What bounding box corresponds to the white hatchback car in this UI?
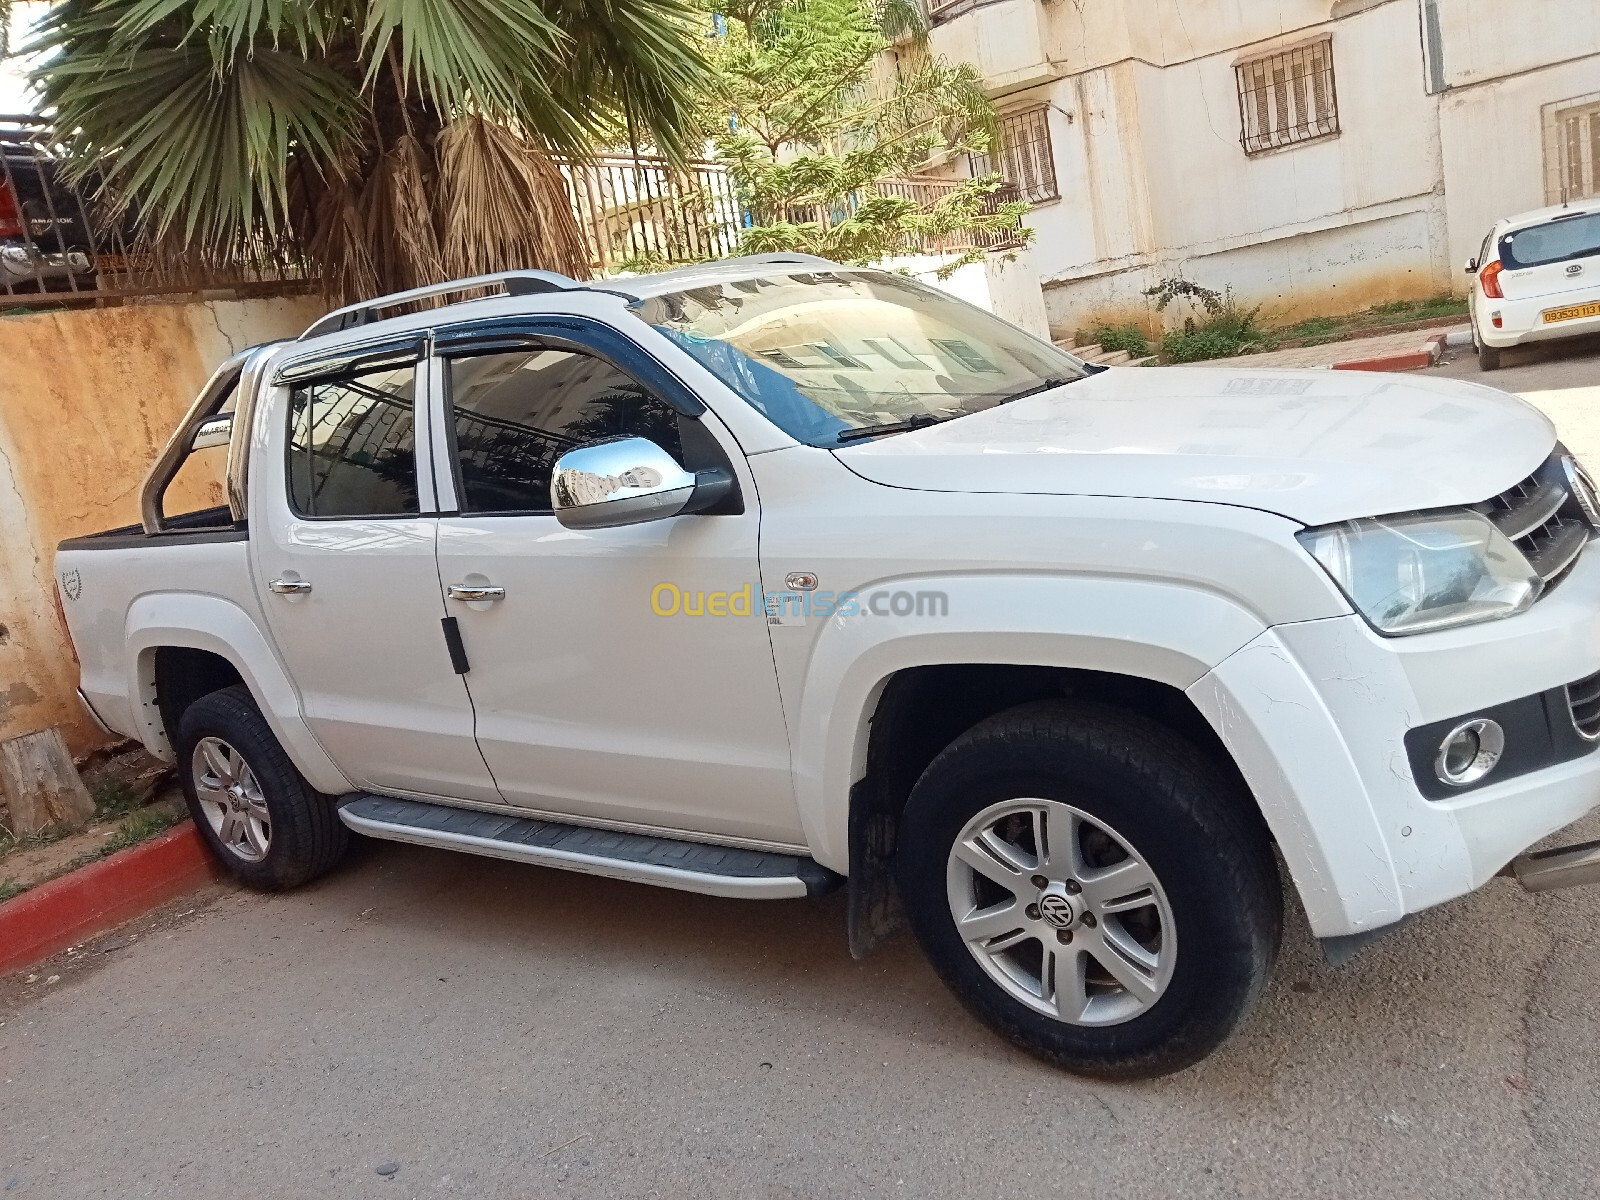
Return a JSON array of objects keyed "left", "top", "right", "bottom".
[{"left": 1467, "top": 198, "right": 1600, "bottom": 370}]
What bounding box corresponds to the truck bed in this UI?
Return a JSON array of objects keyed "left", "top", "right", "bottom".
[
  {"left": 58, "top": 506, "right": 244, "bottom": 552},
  {"left": 56, "top": 521, "right": 260, "bottom": 746}
]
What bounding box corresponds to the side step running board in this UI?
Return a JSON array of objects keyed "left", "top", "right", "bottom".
[
  {"left": 338, "top": 794, "right": 841, "bottom": 900},
  {"left": 1507, "top": 837, "right": 1600, "bottom": 893}
]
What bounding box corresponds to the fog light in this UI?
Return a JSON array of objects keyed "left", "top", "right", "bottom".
[{"left": 1434, "top": 718, "right": 1505, "bottom": 787}]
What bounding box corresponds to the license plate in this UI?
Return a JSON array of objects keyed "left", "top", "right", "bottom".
[{"left": 1542, "top": 301, "right": 1600, "bottom": 324}]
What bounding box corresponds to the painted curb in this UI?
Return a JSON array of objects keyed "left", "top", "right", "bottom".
[
  {"left": 1331, "top": 332, "right": 1448, "bottom": 373},
  {"left": 0, "top": 822, "right": 225, "bottom": 976}
]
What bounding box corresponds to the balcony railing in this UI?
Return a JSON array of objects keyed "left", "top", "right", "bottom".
[{"left": 560, "top": 155, "right": 1025, "bottom": 274}]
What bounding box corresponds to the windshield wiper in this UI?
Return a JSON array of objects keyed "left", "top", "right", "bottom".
[
  {"left": 835, "top": 412, "right": 947, "bottom": 444},
  {"left": 995, "top": 376, "right": 1077, "bottom": 405}
]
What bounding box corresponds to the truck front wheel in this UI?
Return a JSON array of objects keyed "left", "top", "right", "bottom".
[
  {"left": 897, "top": 701, "right": 1281, "bottom": 1080},
  {"left": 176, "top": 684, "right": 349, "bottom": 890}
]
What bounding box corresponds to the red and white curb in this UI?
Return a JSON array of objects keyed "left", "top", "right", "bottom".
[
  {"left": 0, "top": 822, "right": 226, "bottom": 976},
  {"left": 1332, "top": 328, "right": 1462, "bottom": 373}
]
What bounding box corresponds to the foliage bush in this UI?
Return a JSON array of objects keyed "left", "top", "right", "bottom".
[
  {"left": 703, "top": 0, "right": 1030, "bottom": 265},
  {"left": 1143, "top": 277, "right": 1272, "bottom": 363},
  {"left": 1084, "top": 324, "right": 1151, "bottom": 358}
]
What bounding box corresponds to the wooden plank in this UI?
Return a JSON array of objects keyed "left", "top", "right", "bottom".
[{"left": 1, "top": 727, "right": 95, "bottom": 837}]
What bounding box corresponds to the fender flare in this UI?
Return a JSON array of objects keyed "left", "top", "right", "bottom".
[
  {"left": 794, "top": 573, "right": 1268, "bottom": 874},
  {"left": 124, "top": 592, "right": 351, "bottom": 795}
]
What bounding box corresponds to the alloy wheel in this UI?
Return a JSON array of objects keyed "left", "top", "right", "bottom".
[
  {"left": 192, "top": 735, "right": 272, "bottom": 863},
  {"left": 946, "top": 798, "right": 1176, "bottom": 1026}
]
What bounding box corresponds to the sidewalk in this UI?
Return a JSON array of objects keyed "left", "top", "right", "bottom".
[{"left": 1198, "top": 324, "right": 1470, "bottom": 371}]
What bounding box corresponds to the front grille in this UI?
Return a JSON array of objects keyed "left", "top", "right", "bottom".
[
  {"left": 1475, "top": 454, "right": 1598, "bottom": 595},
  {"left": 1568, "top": 668, "right": 1600, "bottom": 740}
]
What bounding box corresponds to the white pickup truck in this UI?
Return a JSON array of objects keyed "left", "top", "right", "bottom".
[{"left": 57, "top": 254, "right": 1600, "bottom": 1079}]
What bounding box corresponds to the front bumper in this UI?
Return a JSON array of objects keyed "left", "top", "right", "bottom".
[
  {"left": 0, "top": 243, "right": 91, "bottom": 285},
  {"left": 1188, "top": 541, "right": 1600, "bottom": 938}
]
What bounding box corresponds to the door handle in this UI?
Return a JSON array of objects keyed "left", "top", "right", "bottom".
[
  {"left": 268, "top": 578, "right": 313, "bottom": 595},
  {"left": 447, "top": 584, "right": 505, "bottom": 602}
]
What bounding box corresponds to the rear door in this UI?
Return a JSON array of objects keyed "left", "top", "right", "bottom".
[{"left": 249, "top": 338, "right": 501, "bottom": 804}]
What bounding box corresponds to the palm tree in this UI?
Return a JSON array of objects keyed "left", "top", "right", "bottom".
[{"left": 25, "top": 0, "right": 712, "bottom": 299}]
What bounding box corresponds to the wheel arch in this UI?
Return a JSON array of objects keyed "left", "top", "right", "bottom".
[
  {"left": 839, "top": 661, "right": 1271, "bottom": 958},
  {"left": 126, "top": 593, "right": 350, "bottom": 794},
  {"left": 794, "top": 576, "right": 1270, "bottom": 878}
]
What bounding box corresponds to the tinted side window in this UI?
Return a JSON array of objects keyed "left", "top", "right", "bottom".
[
  {"left": 447, "top": 348, "right": 685, "bottom": 515},
  {"left": 288, "top": 365, "right": 419, "bottom": 518}
]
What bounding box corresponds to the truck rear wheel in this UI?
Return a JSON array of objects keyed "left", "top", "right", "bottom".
[
  {"left": 897, "top": 701, "right": 1281, "bottom": 1080},
  {"left": 176, "top": 684, "right": 349, "bottom": 890}
]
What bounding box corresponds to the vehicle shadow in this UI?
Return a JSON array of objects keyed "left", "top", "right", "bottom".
[
  {"left": 327, "top": 821, "right": 1599, "bottom": 1112},
  {"left": 1494, "top": 331, "right": 1600, "bottom": 372}
]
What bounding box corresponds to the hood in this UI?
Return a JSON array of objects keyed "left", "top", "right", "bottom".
[{"left": 832, "top": 365, "right": 1556, "bottom": 526}]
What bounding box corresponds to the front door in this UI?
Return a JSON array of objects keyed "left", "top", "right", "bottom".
[
  {"left": 250, "top": 341, "right": 500, "bottom": 804},
  {"left": 429, "top": 323, "right": 802, "bottom": 845}
]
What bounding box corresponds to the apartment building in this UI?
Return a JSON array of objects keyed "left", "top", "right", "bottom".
[{"left": 918, "top": 0, "right": 1600, "bottom": 332}]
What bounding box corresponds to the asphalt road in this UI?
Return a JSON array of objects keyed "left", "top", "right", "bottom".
[
  {"left": 4, "top": 346, "right": 1600, "bottom": 1199},
  {"left": 2, "top": 813, "right": 1599, "bottom": 1200},
  {"left": 1433, "top": 331, "right": 1600, "bottom": 462}
]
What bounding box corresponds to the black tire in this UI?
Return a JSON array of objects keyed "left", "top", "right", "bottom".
[
  {"left": 176, "top": 684, "right": 349, "bottom": 890},
  {"left": 1478, "top": 340, "right": 1502, "bottom": 371},
  {"left": 897, "top": 701, "right": 1281, "bottom": 1080}
]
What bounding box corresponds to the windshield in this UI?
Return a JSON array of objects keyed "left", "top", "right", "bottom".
[
  {"left": 1500, "top": 212, "right": 1600, "bottom": 270},
  {"left": 632, "top": 270, "right": 1088, "bottom": 446}
]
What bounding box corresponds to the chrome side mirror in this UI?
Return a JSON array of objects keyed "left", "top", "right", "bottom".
[
  {"left": 190, "top": 413, "right": 233, "bottom": 450},
  {"left": 551, "top": 437, "right": 698, "bottom": 530}
]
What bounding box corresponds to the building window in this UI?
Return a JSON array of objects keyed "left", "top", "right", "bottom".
[
  {"left": 1544, "top": 94, "right": 1600, "bottom": 205},
  {"left": 1234, "top": 37, "right": 1339, "bottom": 155},
  {"left": 968, "top": 107, "right": 1059, "bottom": 204}
]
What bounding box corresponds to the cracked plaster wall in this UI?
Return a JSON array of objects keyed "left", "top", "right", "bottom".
[{"left": 0, "top": 295, "right": 325, "bottom": 753}]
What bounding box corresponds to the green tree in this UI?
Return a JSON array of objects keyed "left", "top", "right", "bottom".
[
  {"left": 26, "top": 0, "right": 713, "bottom": 299},
  {"left": 701, "top": 0, "right": 1029, "bottom": 267}
]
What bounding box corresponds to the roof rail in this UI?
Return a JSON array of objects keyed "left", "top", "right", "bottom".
[
  {"left": 300, "top": 269, "right": 584, "bottom": 341},
  {"left": 712, "top": 253, "right": 838, "bottom": 270}
]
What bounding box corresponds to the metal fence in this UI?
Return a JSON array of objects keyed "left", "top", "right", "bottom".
[
  {"left": 0, "top": 114, "right": 310, "bottom": 310},
  {"left": 968, "top": 109, "right": 1059, "bottom": 205},
  {"left": 0, "top": 113, "right": 1022, "bottom": 308},
  {"left": 559, "top": 155, "right": 1025, "bottom": 274},
  {"left": 560, "top": 154, "right": 746, "bottom": 274}
]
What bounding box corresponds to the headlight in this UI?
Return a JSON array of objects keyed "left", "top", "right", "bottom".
[{"left": 1297, "top": 510, "right": 1540, "bottom": 635}]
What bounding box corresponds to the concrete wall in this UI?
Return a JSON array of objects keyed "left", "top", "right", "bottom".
[
  {"left": 0, "top": 296, "right": 324, "bottom": 754},
  {"left": 1439, "top": 56, "right": 1600, "bottom": 277},
  {"left": 1434, "top": 0, "right": 1600, "bottom": 276},
  {"left": 926, "top": 0, "right": 1600, "bottom": 336},
  {"left": 1431, "top": 0, "right": 1600, "bottom": 89},
  {"left": 930, "top": 0, "right": 1459, "bottom": 336},
  {"left": 880, "top": 247, "right": 1052, "bottom": 338}
]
